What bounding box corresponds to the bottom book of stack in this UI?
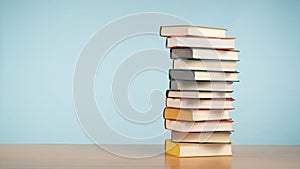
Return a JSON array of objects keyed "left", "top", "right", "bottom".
[{"left": 165, "top": 139, "right": 232, "bottom": 157}]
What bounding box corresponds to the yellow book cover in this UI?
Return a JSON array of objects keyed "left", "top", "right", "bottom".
[{"left": 165, "top": 140, "right": 232, "bottom": 157}]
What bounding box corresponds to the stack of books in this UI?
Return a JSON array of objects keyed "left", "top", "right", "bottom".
[{"left": 160, "top": 25, "right": 239, "bottom": 157}]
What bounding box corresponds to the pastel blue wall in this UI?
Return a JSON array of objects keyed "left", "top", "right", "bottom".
[{"left": 1, "top": 0, "right": 299, "bottom": 144}]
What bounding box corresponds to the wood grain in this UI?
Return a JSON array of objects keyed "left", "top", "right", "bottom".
[{"left": 0, "top": 144, "right": 299, "bottom": 169}]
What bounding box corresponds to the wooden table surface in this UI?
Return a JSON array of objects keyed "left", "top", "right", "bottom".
[{"left": 0, "top": 144, "right": 299, "bottom": 169}]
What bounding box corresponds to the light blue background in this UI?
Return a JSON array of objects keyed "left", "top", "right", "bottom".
[{"left": 1, "top": 0, "right": 300, "bottom": 144}]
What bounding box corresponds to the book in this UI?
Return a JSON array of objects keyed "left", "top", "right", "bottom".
[
  {"left": 165, "top": 153, "right": 232, "bottom": 169},
  {"left": 165, "top": 119, "right": 234, "bottom": 132},
  {"left": 173, "top": 59, "right": 237, "bottom": 71},
  {"left": 166, "top": 98, "right": 234, "bottom": 109},
  {"left": 169, "top": 69, "right": 239, "bottom": 81},
  {"left": 163, "top": 108, "right": 231, "bottom": 121},
  {"left": 160, "top": 25, "right": 226, "bottom": 38},
  {"left": 170, "top": 80, "right": 233, "bottom": 91},
  {"left": 171, "top": 48, "right": 239, "bottom": 60},
  {"left": 167, "top": 90, "right": 231, "bottom": 99},
  {"left": 165, "top": 139, "right": 232, "bottom": 157},
  {"left": 172, "top": 131, "right": 231, "bottom": 143},
  {"left": 167, "top": 37, "right": 235, "bottom": 49}
]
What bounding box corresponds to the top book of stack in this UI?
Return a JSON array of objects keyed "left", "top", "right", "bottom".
[
  {"left": 160, "top": 25, "right": 227, "bottom": 38},
  {"left": 160, "top": 25, "right": 236, "bottom": 50}
]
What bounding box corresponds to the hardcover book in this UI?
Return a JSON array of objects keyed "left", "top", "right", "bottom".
[
  {"left": 160, "top": 25, "right": 227, "bottom": 38},
  {"left": 165, "top": 139, "right": 232, "bottom": 157}
]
